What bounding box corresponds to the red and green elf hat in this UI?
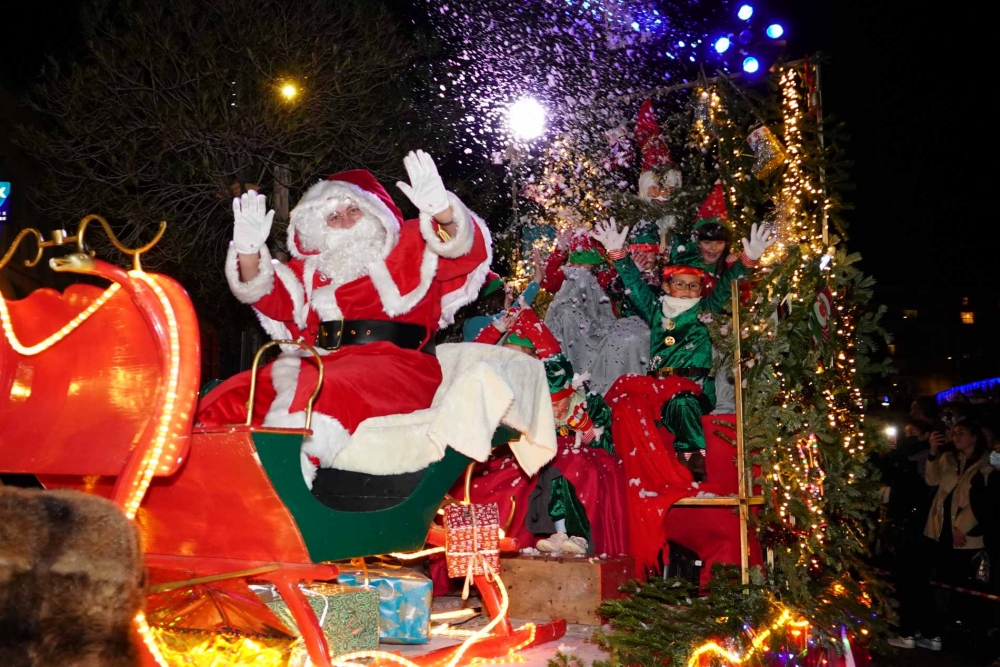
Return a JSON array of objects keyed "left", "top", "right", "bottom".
[
  {"left": 482, "top": 271, "right": 504, "bottom": 297},
  {"left": 693, "top": 181, "right": 728, "bottom": 230},
  {"left": 628, "top": 218, "right": 661, "bottom": 253},
  {"left": 544, "top": 353, "right": 576, "bottom": 401},
  {"left": 566, "top": 229, "right": 605, "bottom": 266}
]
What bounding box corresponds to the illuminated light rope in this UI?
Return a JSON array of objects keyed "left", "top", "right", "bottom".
[
  {"left": 0, "top": 283, "right": 122, "bottom": 355},
  {"left": 389, "top": 546, "right": 446, "bottom": 560},
  {"left": 686, "top": 609, "right": 808, "bottom": 667},
  {"left": 123, "top": 271, "right": 181, "bottom": 520},
  {"left": 330, "top": 572, "right": 535, "bottom": 667},
  {"left": 135, "top": 611, "right": 171, "bottom": 667}
]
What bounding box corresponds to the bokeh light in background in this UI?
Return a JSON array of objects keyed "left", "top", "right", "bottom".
[{"left": 507, "top": 98, "right": 547, "bottom": 141}]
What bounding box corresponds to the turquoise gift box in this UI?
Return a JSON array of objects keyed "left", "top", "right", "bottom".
[{"left": 338, "top": 567, "right": 433, "bottom": 644}]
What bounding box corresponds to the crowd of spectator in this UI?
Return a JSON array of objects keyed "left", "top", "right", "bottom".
[{"left": 878, "top": 395, "right": 1000, "bottom": 661}]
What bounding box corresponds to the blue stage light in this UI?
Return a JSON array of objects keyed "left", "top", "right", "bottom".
[
  {"left": 766, "top": 23, "right": 784, "bottom": 39},
  {"left": 714, "top": 37, "right": 731, "bottom": 53},
  {"left": 738, "top": 4, "right": 754, "bottom": 20},
  {"left": 631, "top": 21, "right": 640, "bottom": 31},
  {"left": 742, "top": 56, "right": 759, "bottom": 73}
]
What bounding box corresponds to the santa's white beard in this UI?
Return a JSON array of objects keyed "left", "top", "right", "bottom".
[{"left": 313, "top": 214, "right": 387, "bottom": 286}]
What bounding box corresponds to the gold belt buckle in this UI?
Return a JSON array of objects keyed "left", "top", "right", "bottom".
[
  {"left": 658, "top": 366, "right": 674, "bottom": 378},
  {"left": 319, "top": 320, "right": 345, "bottom": 351}
]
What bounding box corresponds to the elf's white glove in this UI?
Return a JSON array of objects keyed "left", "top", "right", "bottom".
[
  {"left": 590, "top": 220, "right": 630, "bottom": 252},
  {"left": 396, "top": 150, "right": 450, "bottom": 217},
  {"left": 740, "top": 222, "right": 777, "bottom": 262},
  {"left": 232, "top": 190, "right": 274, "bottom": 255}
]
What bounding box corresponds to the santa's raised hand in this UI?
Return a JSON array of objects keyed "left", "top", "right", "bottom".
[
  {"left": 232, "top": 190, "right": 274, "bottom": 256},
  {"left": 396, "top": 150, "right": 450, "bottom": 218},
  {"left": 740, "top": 222, "right": 777, "bottom": 262},
  {"left": 590, "top": 219, "right": 629, "bottom": 252}
]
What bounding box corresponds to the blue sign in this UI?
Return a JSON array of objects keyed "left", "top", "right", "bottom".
[{"left": 0, "top": 182, "right": 9, "bottom": 225}]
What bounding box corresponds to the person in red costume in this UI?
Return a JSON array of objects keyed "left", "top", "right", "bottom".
[
  {"left": 197, "top": 150, "right": 491, "bottom": 485},
  {"left": 468, "top": 307, "right": 628, "bottom": 557}
]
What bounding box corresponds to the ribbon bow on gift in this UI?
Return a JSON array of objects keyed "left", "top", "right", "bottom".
[{"left": 443, "top": 503, "right": 501, "bottom": 599}]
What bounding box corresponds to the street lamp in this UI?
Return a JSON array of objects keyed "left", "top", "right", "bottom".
[
  {"left": 279, "top": 82, "right": 299, "bottom": 102},
  {"left": 506, "top": 97, "right": 547, "bottom": 275}
]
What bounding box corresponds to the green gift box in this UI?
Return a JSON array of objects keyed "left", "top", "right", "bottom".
[{"left": 253, "top": 582, "right": 379, "bottom": 661}]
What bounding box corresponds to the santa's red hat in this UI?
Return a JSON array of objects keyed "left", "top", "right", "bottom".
[
  {"left": 287, "top": 169, "right": 402, "bottom": 260},
  {"left": 634, "top": 99, "right": 674, "bottom": 173}
]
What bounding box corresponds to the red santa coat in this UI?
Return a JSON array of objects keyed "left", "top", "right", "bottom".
[{"left": 198, "top": 170, "right": 491, "bottom": 482}]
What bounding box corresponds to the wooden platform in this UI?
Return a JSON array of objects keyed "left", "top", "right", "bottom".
[{"left": 499, "top": 554, "right": 634, "bottom": 625}]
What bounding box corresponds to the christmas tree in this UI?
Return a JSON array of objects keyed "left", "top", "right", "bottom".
[{"left": 529, "top": 62, "right": 890, "bottom": 665}]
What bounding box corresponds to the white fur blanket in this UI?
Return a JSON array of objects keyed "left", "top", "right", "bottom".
[{"left": 330, "top": 343, "right": 557, "bottom": 476}]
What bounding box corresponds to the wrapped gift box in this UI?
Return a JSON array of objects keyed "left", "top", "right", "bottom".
[
  {"left": 146, "top": 579, "right": 297, "bottom": 667},
  {"left": 337, "top": 567, "right": 433, "bottom": 644},
  {"left": 253, "top": 582, "right": 379, "bottom": 660},
  {"left": 443, "top": 502, "right": 500, "bottom": 579}
]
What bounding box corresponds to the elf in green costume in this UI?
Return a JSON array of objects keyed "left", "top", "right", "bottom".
[
  {"left": 668, "top": 182, "right": 750, "bottom": 290},
  {"left": 474, "top": 307, "right": 620, "bottom": 554},
  {"left": 590, "top": 216, "right": 774, "bottom": 479}
]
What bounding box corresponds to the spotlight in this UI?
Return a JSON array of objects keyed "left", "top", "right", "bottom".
[
  {"left": 714, "top": 36, "right": 731, "bottom": 53},
  {"left": 742, "top": 57, "right": 759, "bottom": 73},
  {"left": 884, "top": 426, "right": 897, "bottom": 438},
  {"left": 508, "top": 98, "right": 547, "bottom": 140},
  {"left": 630, "top": 21, "right": 640, "bottom": 31},
  {"left": 766, "top": 23, "right": 785, "bottom": 39},
  {"left": 737, "top": 4, "right": 754, "bottom": 20}
]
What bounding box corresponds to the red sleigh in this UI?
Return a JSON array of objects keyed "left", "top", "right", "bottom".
[{"left": 0, "top": 218, "right": 565, "bottom": 666}]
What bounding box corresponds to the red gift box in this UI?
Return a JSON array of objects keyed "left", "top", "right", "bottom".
[{"left": 443, "top": 503, "right": 500, "bottom": 579}]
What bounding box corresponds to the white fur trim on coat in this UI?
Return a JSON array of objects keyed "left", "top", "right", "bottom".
[
  {"left": 273, "top": 260, "right": 309, "bottom": 330},
  {"left": 261, "top": 355, "right": 347, "bottom": 488},
  {"left": 419, "top": 191, "right": 475, "bottom": 259},
  {"left": 367, "top": 247, "right": 439, "bottom": 318},
  {"left": 288, "top": 179, "right": 400, "bottom": 260},
  {"left": 226, "top": 245, "right": 276, "bottom": 304},
  {"left": 437, "top": 212, "right": 494, "bottom": 328}
]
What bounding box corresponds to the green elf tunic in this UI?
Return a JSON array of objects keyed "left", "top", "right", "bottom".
[{"left": 612, "top": 254, "right": 753, "bottom": 451}]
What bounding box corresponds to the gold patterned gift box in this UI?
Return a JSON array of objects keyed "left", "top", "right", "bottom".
[
  {"left": 145, "top": 579, "right": 298, "bottom": 667},
  {"left": 252, "top": 582, "right": 379, "bottom": 661}
]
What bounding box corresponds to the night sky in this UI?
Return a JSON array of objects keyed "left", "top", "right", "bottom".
[{"left": 1, "top": 0, "right": 987, "bottom": 311}]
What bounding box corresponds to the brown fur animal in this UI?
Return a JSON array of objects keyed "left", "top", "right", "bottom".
[{"left": 0, "top": 487, "right": 145, "bottom": 667}]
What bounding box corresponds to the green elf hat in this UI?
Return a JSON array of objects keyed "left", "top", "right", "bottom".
[
  {"left": 628, "top": 218, "right": 661, "bottom": 253},
  {"left": 503, "top": 332, "right": 535, "bottom": 349},
  {"left": 566, "top": 230, "right": 605, "bottom": 266},
  {"left": 482, "top": 271, "right": 504, "bottom": 297},
  {"left": 544, "top": 353, "right": 576, "bottom": 401}
]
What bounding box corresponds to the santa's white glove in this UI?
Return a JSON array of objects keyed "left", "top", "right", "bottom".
[
  {"left": 396, "top": 150, "right": 450, "bottom": 217},
  {"left": 232, "top": 190, "right": 274, "bottom": 255},
  {"left": 590, "top": 220, "right": 629, "bottom": 252},
  {"left": 740, "top": 223, "right": 777, "bottom": 262}
]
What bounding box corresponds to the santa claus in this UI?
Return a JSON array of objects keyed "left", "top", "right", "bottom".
[{"left": 198, "top": 150, "right": 492, "bottom": 484}]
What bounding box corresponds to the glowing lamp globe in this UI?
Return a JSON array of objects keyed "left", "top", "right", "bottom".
[
  {"left": 714, "top": 37, "right": 731, "bottom": 53},
  {"left": 766, "top": 23, "right": 785, "bottom": 39},
  {"left": 508, "top": 98, "right": 547, "bottom": 141},
  {"left": 280, "top": 83, "right": 298, "bottom": 101},
  {"left": 742, "top": 57, "right": 760, "bottom": 73},
  {"left": 737, "top": 4, "right": 754, "bottom": 20}
]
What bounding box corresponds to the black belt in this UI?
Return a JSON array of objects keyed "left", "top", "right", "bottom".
[
  {"left": 649, "top": 366, "right": 711, "bottom": 378},
  {"left": 317, "top": 319, "right": 435, "bottom": 356}
]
